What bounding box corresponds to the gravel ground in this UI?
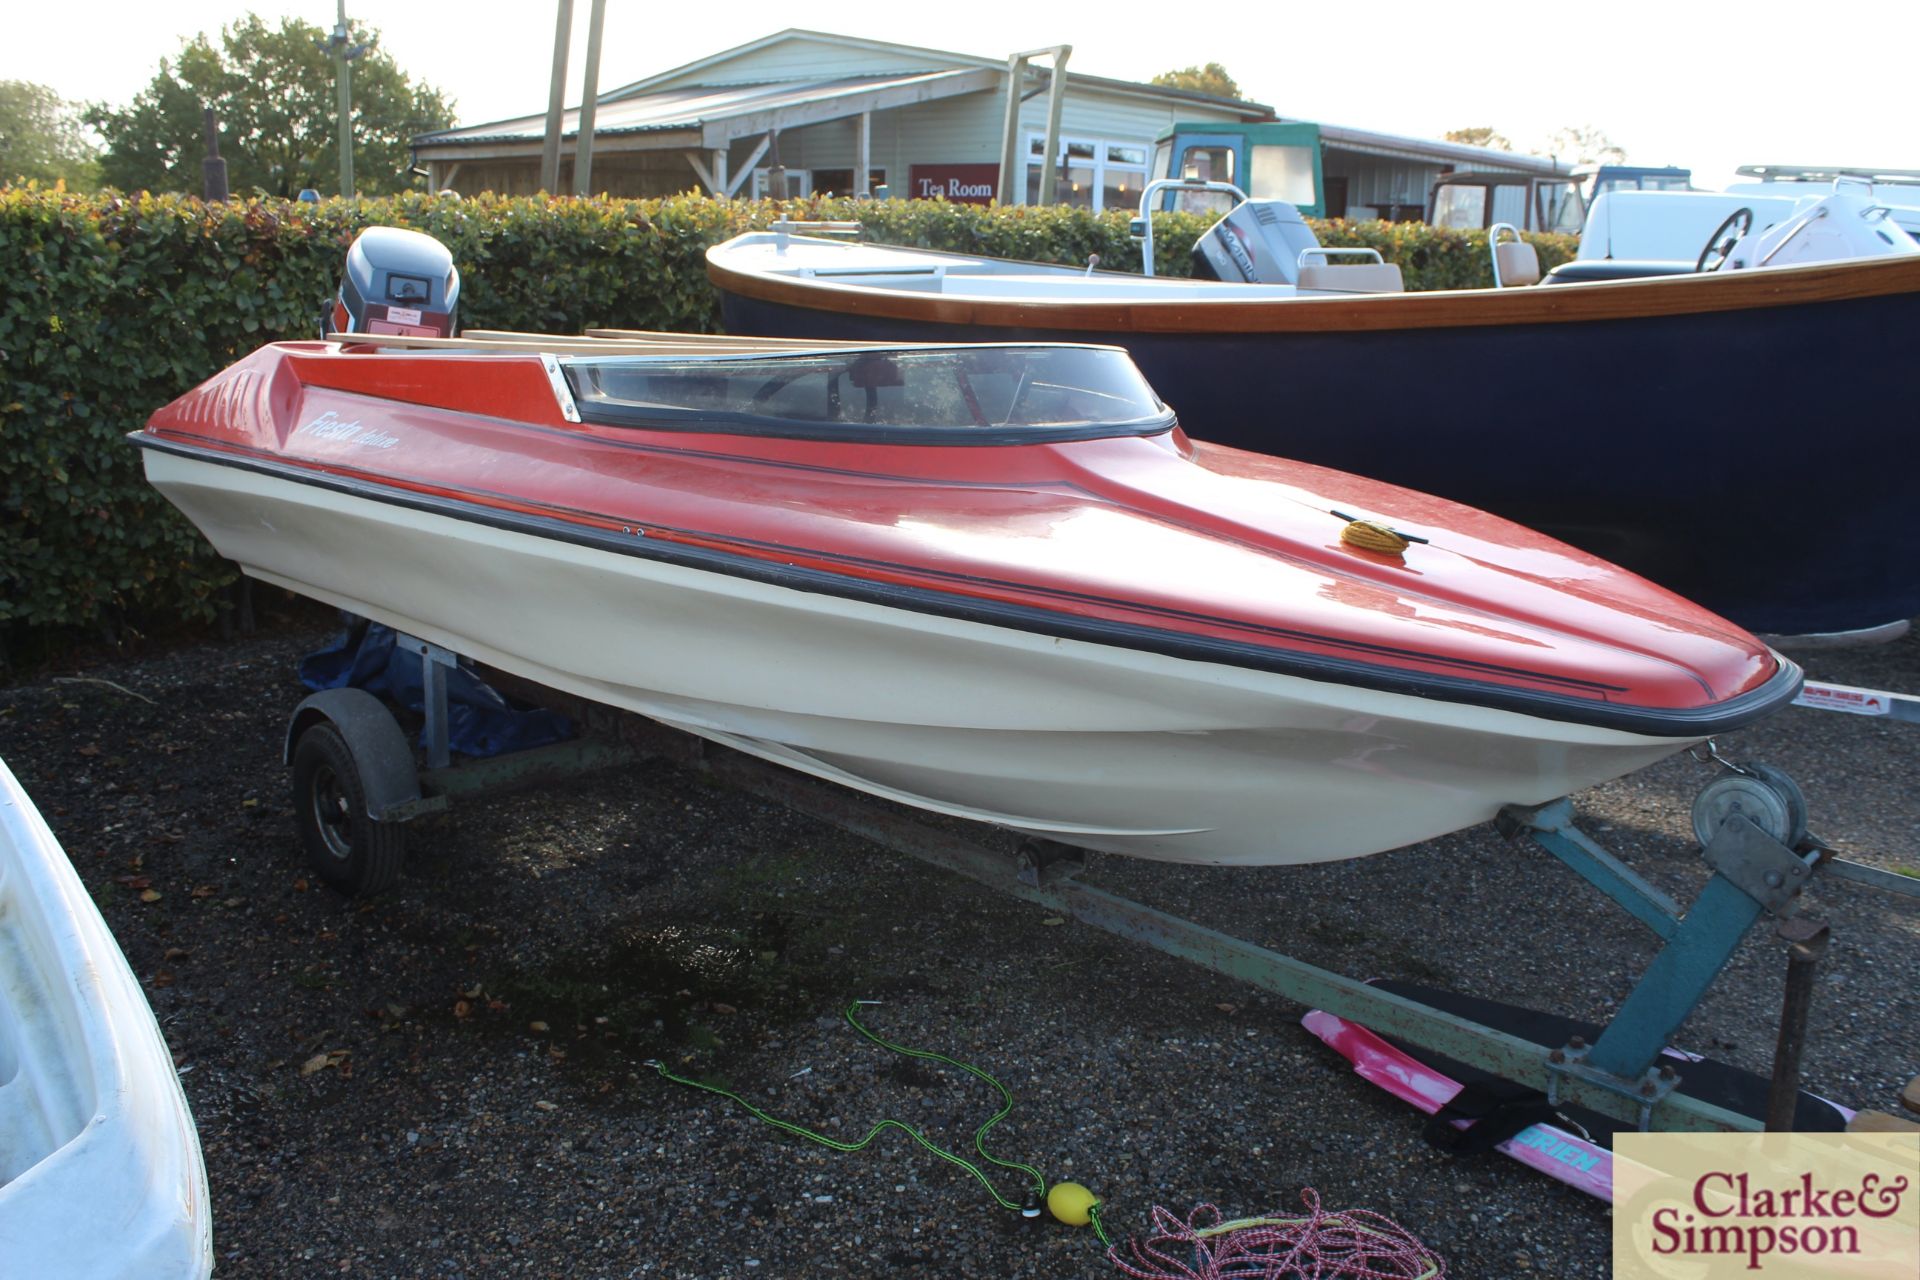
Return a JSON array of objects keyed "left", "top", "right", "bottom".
[{"left": 1, "top": 607, "right": 1915, "bottom": 1279}]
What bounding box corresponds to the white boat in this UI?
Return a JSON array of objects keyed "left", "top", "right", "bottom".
[
  {"left": 0, "top": 756, "right": 213, "bottom": 1279},
  {"left": 1727, "top": 164, "right": 1920, "bottom": 240},
  {"left": 1559, "top": 181, "right": 1920, "bottom": 280}
]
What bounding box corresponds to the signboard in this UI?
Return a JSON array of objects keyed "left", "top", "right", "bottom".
[
  {"left": 1794, "top": 683, "right": 1892, "bottom": 716},
  {"left": 908, "top": 164, "right": 999, "bottom": 205},
  {"left": 1793, "top": 680, "right": 1915, "bottom": 723}
]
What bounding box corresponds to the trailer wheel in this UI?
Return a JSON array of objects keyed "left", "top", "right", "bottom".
[{"left": 292, "top": 721, "right": 405, "bottom": 895}]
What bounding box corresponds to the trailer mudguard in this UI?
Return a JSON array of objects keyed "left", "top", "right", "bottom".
[{"left": 283, "top": 687, "right": 422, "bottom": 822}]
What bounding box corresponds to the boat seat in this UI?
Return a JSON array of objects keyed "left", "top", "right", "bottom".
[
  {"left": 1295, "top": 246, "right": 1405, "bottom": 294},
  {"left": 1296, "top": 262, "right": 1405, "bottom": 293},
  {"left": 1542, "top": 259, "right": 1700, "bottom": 285},
  {"left": 1489, "top": 223, "right": 1541, "bottom": 288},
  {"left": 1495, "top": 241, "right": 1541, "bottom": 287}
]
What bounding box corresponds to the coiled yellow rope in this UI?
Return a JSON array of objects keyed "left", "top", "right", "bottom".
[{"left": 1339, "top": 519, "right": 1411, "bottom": 556}]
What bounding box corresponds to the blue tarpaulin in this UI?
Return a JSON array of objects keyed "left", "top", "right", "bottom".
[{"left": 300, "top": 623, "right": 574, "bottom": 758}]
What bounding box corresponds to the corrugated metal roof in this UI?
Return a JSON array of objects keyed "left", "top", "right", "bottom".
[
  {"left": 417, "top": 71, "right": 976, "bottom": 146},
  {"left": 598, "top": 28, "right": 1000, "bottom": 101},
  {"left": 1066, "top": 69, "right": 1271, "bottom": 118},
  {"left": 594, "top": 29, "right": 1271, "bottom": 116},
  {"left": 1315, "top": 123, "right": 1566, "bottom": 175}
]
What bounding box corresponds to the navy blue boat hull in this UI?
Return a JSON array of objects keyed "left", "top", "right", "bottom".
[{"left": 717, "top": 287, "right": 1917, "bottom": 635}]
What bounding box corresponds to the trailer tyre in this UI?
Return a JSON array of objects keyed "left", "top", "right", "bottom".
[{"left": 292, "top": 722, "right": 405, "bottom": 896}]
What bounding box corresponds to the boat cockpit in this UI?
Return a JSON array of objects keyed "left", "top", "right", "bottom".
[{"left": 563, "top": 344, "right": 1176, "bottom": 442}]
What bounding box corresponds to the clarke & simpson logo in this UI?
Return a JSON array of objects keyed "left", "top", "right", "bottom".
[
  {"left": 1614, "top": 1133, "right": 1918, "bottom": 1278},
  {"left": 1649, "top": 1169, "right": 1907, "bottom": 1269}
]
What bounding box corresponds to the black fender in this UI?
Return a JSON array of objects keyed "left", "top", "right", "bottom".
[{"left": 284, "top": 687, "right": 422, "bottom": 822}]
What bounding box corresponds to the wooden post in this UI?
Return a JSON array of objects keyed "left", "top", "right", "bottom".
[
  {"left": 200, "top": 107, "right": 228, "bottom": 201},
  {"left": 730, "top": 136, "right": 772, "bottom": 198},
  {"left": 572, "top": 0, "right": 607, "bottom": 196},
  {"left": 997, "top": 47, "right": 1071, "bottom": 207},
  {"left": 684, "top": 152, "right": 718, "bottom": 194},
  {"left": 1037, "top": 47, "right": 1070, "bottom": 206},
  {"left": 996, "top": 55, "right": 1024, "bottom": 205},
  {"left": 764, "top": 129, "right": 784, "bottom": 201},
  {"left": 713, "top": 148, "right": 729, "bottom": 200},
  {"left": 856, "top": 111, "right": 871, "bottom": 198},
  {"left": 539, "top": 0, "right": 573, "bottom": 193}
]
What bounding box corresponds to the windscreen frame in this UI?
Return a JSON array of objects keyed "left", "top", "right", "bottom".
[{"left": 560, "top": 344, "right": 1178, "bottom": 446}]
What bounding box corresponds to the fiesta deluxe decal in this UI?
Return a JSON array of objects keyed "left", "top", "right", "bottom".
[{"left": 294, "top": 410, "right": 400, "bottom": 451}]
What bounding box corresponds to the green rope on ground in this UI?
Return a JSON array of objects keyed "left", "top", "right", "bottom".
[
  {"left": 1089, "top": 1199, "right": 1114, "bottom": 1249},
  {"left": 646, "top": 999, "right": 1047, "bottom": 1215}
]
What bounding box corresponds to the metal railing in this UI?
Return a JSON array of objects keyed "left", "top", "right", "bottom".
[
  {"left": 768, "top": 217, "right": 865, "bottom": 251},
  {"left": 1129, "top": 178, "right": 1248, "bottom": 277}
]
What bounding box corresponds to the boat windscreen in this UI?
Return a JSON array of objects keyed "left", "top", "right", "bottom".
[{"left": 562, "top": 347, "right": 1173, "bottom": 443}]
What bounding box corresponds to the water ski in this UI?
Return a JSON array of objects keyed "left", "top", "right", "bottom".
[{"left": 1302, "top": 980, "right": 1849, "bottom": 1200}]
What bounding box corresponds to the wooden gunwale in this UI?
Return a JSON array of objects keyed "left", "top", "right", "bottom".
[
  {"left": 706, "top": 245, "right": 1920, "bottom": 335},
  {"left": 324, "top": 332, "right": 913, "bottom": 357},
  {"left": 583, "top": 328, "right": 890, "bottom": 348}
]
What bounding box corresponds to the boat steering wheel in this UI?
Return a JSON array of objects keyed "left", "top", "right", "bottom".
[{"left": 1695, "top": 207, "right": 1754, "bottom": 273}]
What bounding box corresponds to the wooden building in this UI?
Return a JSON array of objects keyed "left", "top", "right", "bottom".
[
  {"left": 413, "top": 29, "right": 1557, "bottom": 218},
  {"left": 414, "top": 30, "right": 1262, "bottom": 206}
]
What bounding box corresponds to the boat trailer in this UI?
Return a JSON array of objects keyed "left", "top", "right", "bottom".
[
  {"left": 283, "top": 632, "right": 1920, "bottom": 1141},
  {"left": 1793, "top": 678, "right": 1920, "bottom": 726}
]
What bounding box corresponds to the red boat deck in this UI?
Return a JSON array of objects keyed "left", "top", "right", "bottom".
[{"left": 140, "top": 337, "right": 1792, "bottom": 733}]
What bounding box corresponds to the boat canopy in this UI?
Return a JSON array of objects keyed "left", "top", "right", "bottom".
[{"left": 562, "top": 345, "right": 1174, "bottom": 443}]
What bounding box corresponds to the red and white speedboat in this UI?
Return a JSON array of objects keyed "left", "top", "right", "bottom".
[{"left": 137, "top": 328, "right": 1797, "bottom": 866}]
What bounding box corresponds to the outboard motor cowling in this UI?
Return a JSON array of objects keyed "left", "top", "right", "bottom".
[
  {"left": 1190, "top": 200, "right": 1322, "bottom": 286},
  {"left": 329, "top": 226, "right": 460, "bottom": 338}
]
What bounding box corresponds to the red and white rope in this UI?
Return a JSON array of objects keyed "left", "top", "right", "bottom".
[{"left": 1107, "top": 1190, "right": 1446, "bottom": 1279}]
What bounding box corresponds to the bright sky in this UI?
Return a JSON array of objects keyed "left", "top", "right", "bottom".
[{"left": 6, "top": 1, "right": 1915, "bottom": 190}]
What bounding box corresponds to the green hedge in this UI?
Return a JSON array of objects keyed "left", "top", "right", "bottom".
[{"left": 0, "top": 185, "right": 1575, "bottom": 653}]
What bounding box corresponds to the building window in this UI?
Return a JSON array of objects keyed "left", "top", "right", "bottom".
[
  {"left": 1024, "top": 134, "right": 1151, "bottom": 212},
  {"left": 810, "top": 168, "right": 887, "bottom": 198}
]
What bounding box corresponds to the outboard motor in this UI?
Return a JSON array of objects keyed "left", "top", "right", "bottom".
[
  {"left": 328, "top": 226, "right": 460, "bottom": 338},
  {"left": 1190, "top": 200, "right": 1322, "bottom": 286}
]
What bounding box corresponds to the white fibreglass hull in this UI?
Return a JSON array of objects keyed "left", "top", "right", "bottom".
[
  {"left": 144, "top": 451, "right": 1699, "bottom": 866},
  {"left": 0, "top": 757, "right": 213, "bottom": 1279}
]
